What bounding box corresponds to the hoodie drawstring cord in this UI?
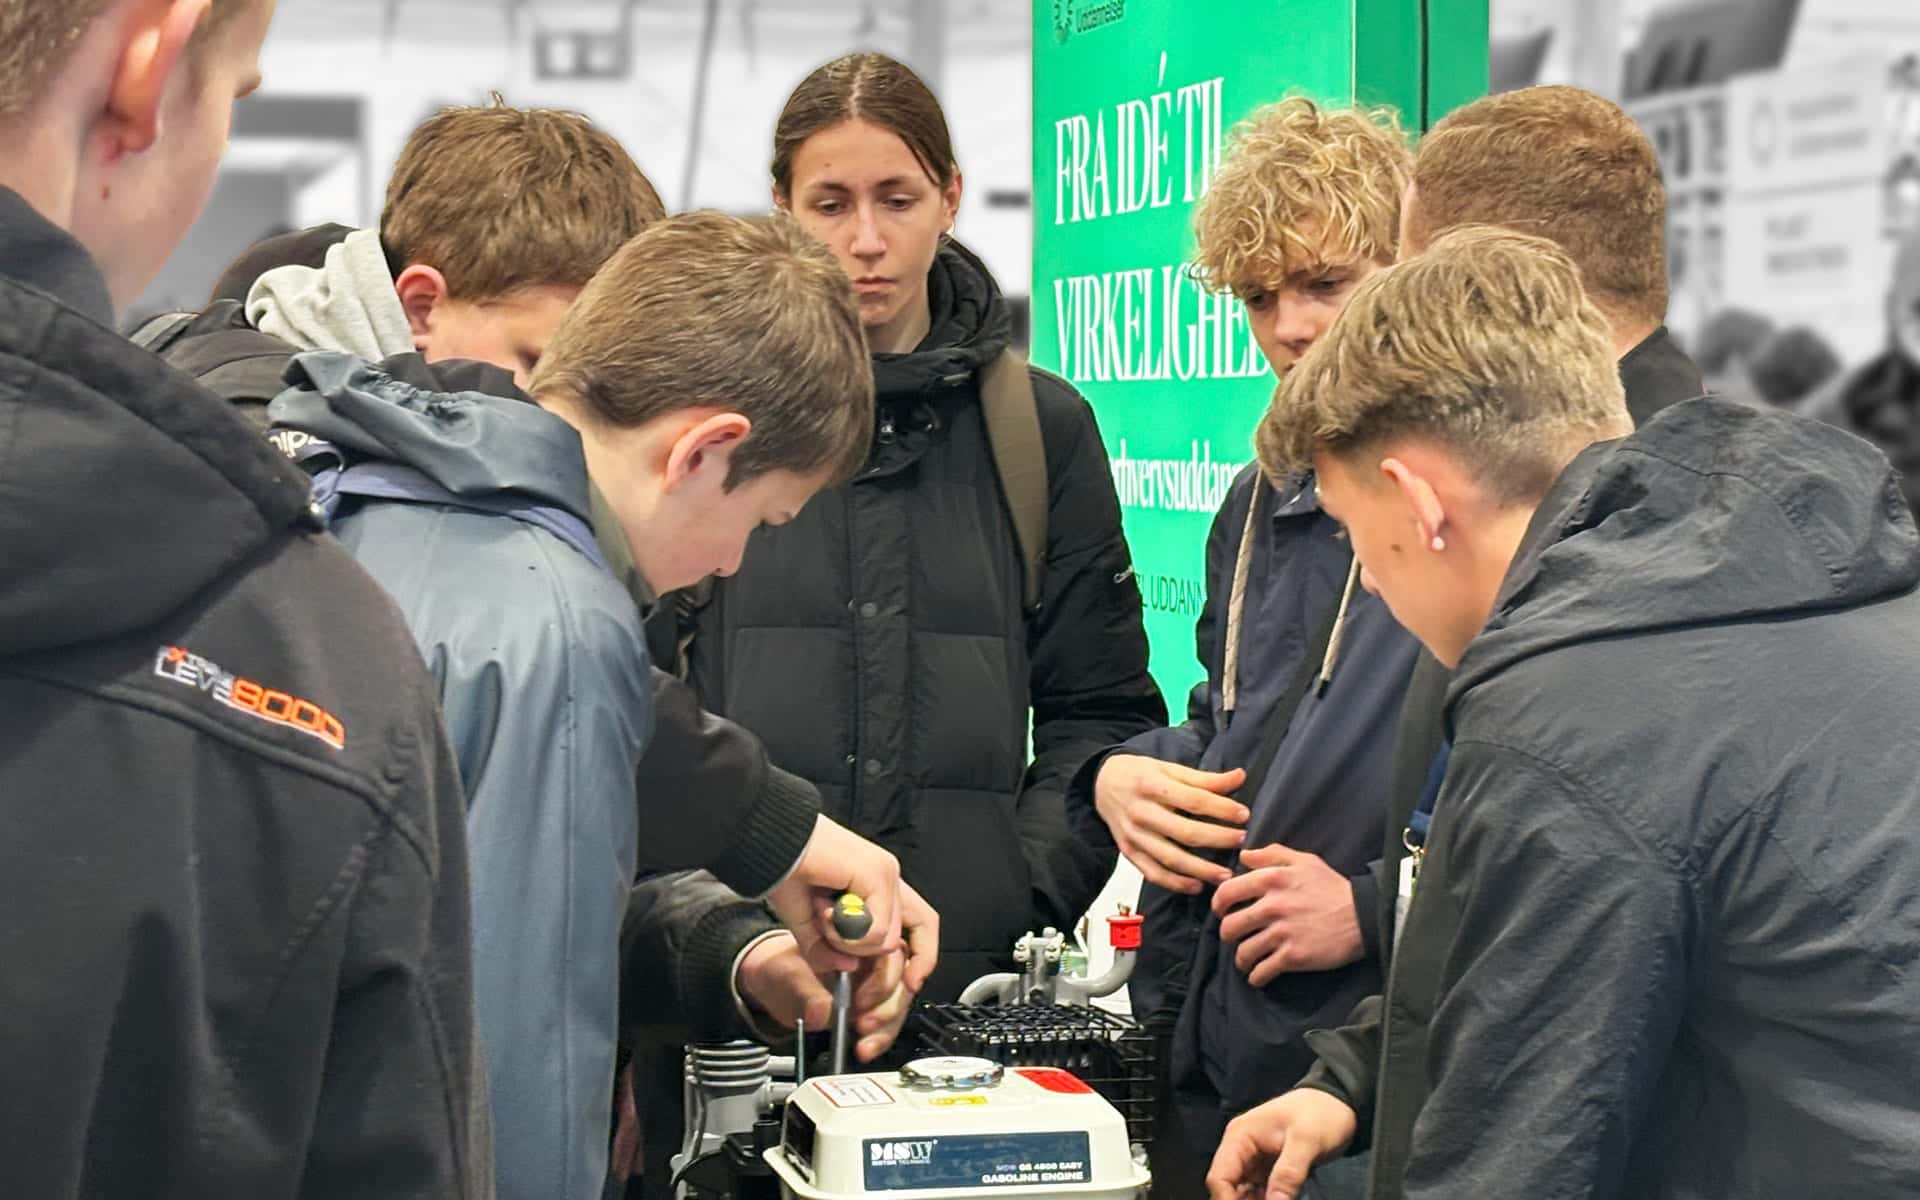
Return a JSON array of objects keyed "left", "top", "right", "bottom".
[
  {"left": 1316, "top": 553, "right": 1362, "bottom": 694},
  {"left": 1221, "top": 484, "right": 1263, "bottom": 719}
]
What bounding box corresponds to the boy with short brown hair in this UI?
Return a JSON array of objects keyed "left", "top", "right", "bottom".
[
  {"left": 268, "top": 208, "right": 907, "bottom": 1200},
  {"left": 382, "top": 99, "right": 666, "bottom": 302},
  {"left": 234, "top": 96, "right": 665, "bottom": 388},
  {"left": 529, "top": 211, "right": 871, "bottom": 488},
  {"left": 1400, "top": 85, "right": 1693, "bottom": 423}
]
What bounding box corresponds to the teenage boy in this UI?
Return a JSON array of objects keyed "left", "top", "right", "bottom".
[
  {"left": 1372, "top": 88, "right": 1710, "bottom": 1073},
  {"left": 1067, "top": 97, "right": 1420, "bottom": 1197},
  {"left": 1209, "top": 224, "right": 1920, "bottom": 1200},
  {"left": 0, "top": 1, "right": 487, "bottom": 1196},
  {"left": 268, "top": 211, "right": 905, "bottom": 1200}
]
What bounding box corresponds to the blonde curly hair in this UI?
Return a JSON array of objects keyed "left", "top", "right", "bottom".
[{"left": 1192, "top": 97, "right": 1411, "bottom": 294}]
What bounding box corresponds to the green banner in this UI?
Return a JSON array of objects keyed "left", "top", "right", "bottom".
[{"left": 1032, "top": 0, "right": 1486, "bottom": 705}]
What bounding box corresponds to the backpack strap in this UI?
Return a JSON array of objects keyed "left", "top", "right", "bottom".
[
  {"left": 127, "top": 311, "right": 201, "bottom": 354},
  {"left": 979, "top": 349, "right": 1049, "bottom": 614},
  {"left": 310, "top": 460, "right": 609, "bottom": 574},
  {"left": 135, "top": 299, "right": 297, "bottom": 421}
]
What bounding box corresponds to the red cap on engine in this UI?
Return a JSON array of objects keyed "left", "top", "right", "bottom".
[
  {"left": 1015, "top": 1067, "right": 1094, "bottom": 1094},
  {"left": 1108, "top": 912, "right": 1144, "bottom": 950}
]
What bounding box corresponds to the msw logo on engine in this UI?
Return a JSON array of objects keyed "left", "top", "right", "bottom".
[{"left": 870, "top": 1141, "right": 934, "bottom": 1167}]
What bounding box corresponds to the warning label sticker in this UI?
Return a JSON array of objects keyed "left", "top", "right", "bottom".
[{"left": 815, "top": 1078, "right": 896, "bottom": 1108}]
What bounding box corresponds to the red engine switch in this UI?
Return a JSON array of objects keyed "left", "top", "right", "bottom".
[
  {"left": 1108, "top": 912, "right": 1144, "bottom": 950},
  {"left": 1015, "top": 1067, "right": 1094, "bottom": 1094}
]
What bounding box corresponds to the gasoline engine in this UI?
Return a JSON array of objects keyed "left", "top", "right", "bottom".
[{"left": 667, "top": 897, "right": 1156, "bottom": 1200}]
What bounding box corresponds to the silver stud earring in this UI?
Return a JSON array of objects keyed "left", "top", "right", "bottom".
[{"left": 1430, "top": 535, "right": 1446, "bottom": 552}]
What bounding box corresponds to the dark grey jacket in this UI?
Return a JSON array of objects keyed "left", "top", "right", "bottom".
[
  {"left": 0, "top": 189, "right": 489, "bottom": 1198},
  {"left": 1377, "top": 326, "right": 1706, "bottom": 965},
  {"left": 1302, "top": 399, "right": 1920, "bottom": 1199}
]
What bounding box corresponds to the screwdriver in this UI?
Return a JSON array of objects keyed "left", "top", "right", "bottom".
[{"left": 830, "top": 891, "right": 873, "bottom": 1076}]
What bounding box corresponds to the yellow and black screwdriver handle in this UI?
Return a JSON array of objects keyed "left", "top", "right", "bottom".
[{"left": 828, "top": 892, "right": 872, "bottom": 1075}]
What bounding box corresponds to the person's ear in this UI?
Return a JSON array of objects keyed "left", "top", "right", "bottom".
[
  {"left": 772, "top": 186, "right": 793, "bottom": 216},
  {"left": 101, "top": 0, "right": 212, "bottom": 158},
  {"left": 1380, "top": 456, "right": 1448, "bottom": 553},
  {"left": 664, "top": 413, "right": 754, "bottom": 493},
  {"left": 394, "top": 264, "right": 452, "bottom": 344},
  {"left": 941, "top": 170, "right": 964, "bottom": 234},
  {"left": 1396, "top": 183, "right": 1425, "bottom": 264}
]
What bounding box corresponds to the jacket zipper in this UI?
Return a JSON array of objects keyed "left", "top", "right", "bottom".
[
  {"left": 845, "top": 483, "right": 864, "bottom": 819},
  {"left": 848, "top": 408, "right": 894, "bottom": 820},
  {"left": 1371, "top": 837, "right": 1422, "bottom": 1195}
]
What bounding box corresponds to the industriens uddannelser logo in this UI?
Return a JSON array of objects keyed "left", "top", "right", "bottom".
[{"left": 1052, "top": 0, "right": 1127, "bottom": 43}]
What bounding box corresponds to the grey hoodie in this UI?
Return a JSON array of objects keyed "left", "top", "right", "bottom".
[
  {"left": 270, "top": 352, "right": 647, "bottom": 1200},
  {"left": 247, "top": 229, "right": 415, "bottom": 362}
]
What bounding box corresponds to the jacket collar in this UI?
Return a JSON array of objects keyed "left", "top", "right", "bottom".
[
  {"left": 1268, "top": 468, "right": 1322, "bottom": 519},
  {"left": 1618, "top": 325, "right": 1705, "bottom": 425},
  {"left": 0, "top": 186, "right": 116, "bottom": 326}
]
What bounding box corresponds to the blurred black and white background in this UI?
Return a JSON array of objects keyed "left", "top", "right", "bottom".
[
  {"left": 1496, "top": 0, "right": 1920, "bottom": 426},
  {"left": 148, "top": 0, "right": 1920, "bottom": 470}
]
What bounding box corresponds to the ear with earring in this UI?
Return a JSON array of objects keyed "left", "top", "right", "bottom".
[{"left": 1430, "top": 534, "right": 1446, "bottom": 552}]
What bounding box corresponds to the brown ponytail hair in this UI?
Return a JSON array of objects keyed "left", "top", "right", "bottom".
[{"left": 772, "top": 53, "right": 957, "bottom": 196}]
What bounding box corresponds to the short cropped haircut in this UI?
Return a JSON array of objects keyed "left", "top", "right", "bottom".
[
  {"left": 1409, "top": 86, "right": 1670, "bottom": 328},
  {"left": 1257, "top": 225, "right": 1629, "bottom": 507},
  {"left": 529, "top": 212, "right": 874, "bottom": 489},
  {"left": 380, "top": 97, "right": 666, "bottom": 303},
  {"left": 0, "top": 0, "right": 250, "bottom": 119},
  {"left": 1193, "top": 97, "right": 1411, "bottom": 293}
]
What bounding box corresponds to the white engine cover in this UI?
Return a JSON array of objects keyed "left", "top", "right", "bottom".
[{"left": 766, "top": 1059, "right": 1149, "bottom": 1200}]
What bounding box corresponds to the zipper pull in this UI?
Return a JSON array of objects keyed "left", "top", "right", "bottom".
[
  {"left": 877, "top": 410, "right": 897, "bottom": 444},
  {"left": 1401, "top": 827, "right": 1425, "bottom": 882}
]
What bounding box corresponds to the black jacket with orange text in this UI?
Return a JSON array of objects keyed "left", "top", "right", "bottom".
[{"left": 0, "top": 188, "right": 490, "bottom": 1199}]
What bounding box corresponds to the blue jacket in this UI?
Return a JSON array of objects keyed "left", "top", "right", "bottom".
[
  {"left": 1072, "top": 463, "right": 1417, "bottom": 1111},
  {"left": 270, "top": 353, "right": 647, "bottom": 1200}
]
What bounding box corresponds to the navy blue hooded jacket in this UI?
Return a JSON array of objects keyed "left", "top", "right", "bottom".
[{"left": 1070, "top": 462, "right": 1418, "bottom": 1111}]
